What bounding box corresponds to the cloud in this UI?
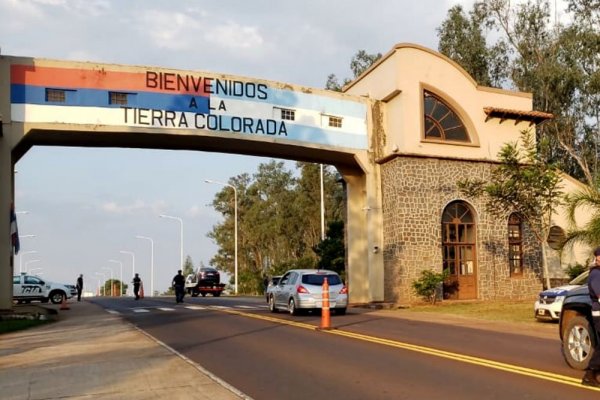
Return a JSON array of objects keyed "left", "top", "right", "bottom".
[
  {"left": 204, "top": 22, "right": 264, "bottom": 50},
  {"left": 100, "top": 199, "right": 167, "bottom": 215}
]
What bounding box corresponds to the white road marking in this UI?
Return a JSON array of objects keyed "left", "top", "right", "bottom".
[
  {"left": 184, "top": 305, "right": 207, "bottom": 310},
  {"left": 106, "top": 309, "right": 120, "bottom": 315},
  {"left": 157, "top": 307, "right": 176, "bottom": 312},
  {"left": 132, "top": 308, "right": 150, "bottom": 313}
]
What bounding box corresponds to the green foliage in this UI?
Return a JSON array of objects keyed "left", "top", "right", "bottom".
[
  {"left": 313, "top": 221, "right": 346, "bottom": 280},
  {"left": 100, "top": 279, "right": 127, "bottom": 296},
  {"left": 0, "top": 318, "right": 51, "bottom": 334},
  {"left": 207, "top": 161, "right": 345, "bottom": 294},
  {"left": 563, "top": 185, "right": 600, "bottom": 250},
  {"left": 326, "top": 50, "right": 382, "bottom": 91},
  {"left": 412, "top": 269, "right": 449, "bottom": 305},
  {"left": 437, "top": 4, "right": 509, "bottom": 87},
  {"left": 183, "top": 255, "right": 195, "bottom": 276},
  {"left": 458, "top": 129, "right": 563, "bottom": 245},
  {"left": 437, "top": 0, "right": 600, "bottom": 185},
  {"left": 564, "top": 263, "right": 587, "bottom": 280}
]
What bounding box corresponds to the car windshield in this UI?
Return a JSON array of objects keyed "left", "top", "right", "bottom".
[
  {"left": 302, "top": 273, "right": 341, "bottom": 286},
  {"left": 570, "top": 270, "right": 589, "bottom": 285}
]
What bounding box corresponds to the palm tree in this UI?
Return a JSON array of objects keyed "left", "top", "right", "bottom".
[{"left": 563, "top": 186, "right": 600, "bottom": 250}]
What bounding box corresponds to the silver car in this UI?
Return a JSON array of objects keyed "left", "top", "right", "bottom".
[{"left": 267, "top": 269, "right": 347, "bottom": 315}]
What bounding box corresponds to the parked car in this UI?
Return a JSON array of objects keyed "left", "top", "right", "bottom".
[
  {"left": 267, "top": 269, "right": 347, "bottom": 315},
  {"left": 13, "top": 273, "right": 73, "bottom": 304},
  {"left": 265, "top": 275, "right": 281, "bottom": 301},
  {"left": 535, "top": 270, "right": 589, "bottom": 321},
  {"left": 559, "top": 282, "right": 595, "bottom": 370}
]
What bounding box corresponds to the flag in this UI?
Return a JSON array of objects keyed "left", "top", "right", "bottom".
[{"left": 10, "top": 202, "right": 19, "bottom": 255}]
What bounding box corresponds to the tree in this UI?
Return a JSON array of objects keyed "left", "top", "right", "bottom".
[
  {"left": 437, "top": 0, "right": 600, "bottom": 185},
  {"left": 563, "top": 185, "right": 600, "bottom": 250},
  {"left": 437, "top": 4, "right": 509, "bottom": 87},
  {"left": 183, "top": 255, "right": 195, "bottom": 276},
  {"left": 313, "top": 221, "right": 346, "bottom": 279},
  {"left": 207, "top": 161, "right": 345, "bottom": 294},
  {"left": 458, "top": 129, "right": 563, "bottom": 288},
  {"left": 326, "top": 50, "right": 382, "bottom": 91}
]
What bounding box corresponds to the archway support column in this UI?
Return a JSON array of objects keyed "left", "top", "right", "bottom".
[{"left": 342, "top": 156, "right": 384, "bottom": 304}]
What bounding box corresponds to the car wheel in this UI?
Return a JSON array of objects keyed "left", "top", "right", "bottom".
[
  {"left": 213, "top": 292, "right": 221, "bottom": 297},
  {"left": 50, "top": 291, "right": 65, "bottom": 304},
  {"left": 289, "top": 298, "right": 299, "bottom": 316},
  {"left": 336, "top": 308, "right": 347, "bottom": 315},
  {"left": 562, "top": 315, "right": 594, "bottom": 370},
  {"left": 269, "top": 295, "right": 278, "bottom": 313}
]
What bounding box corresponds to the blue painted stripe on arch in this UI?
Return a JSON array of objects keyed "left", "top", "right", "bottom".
[
  {"left": 10, "top": 84, "right": 210, "bottom": 114},
  {"left": 214, "top": 86, "right": 367, "bottom": 119},
  {"left": 197, "top": 114, "right": 367, "bottom": 150}
]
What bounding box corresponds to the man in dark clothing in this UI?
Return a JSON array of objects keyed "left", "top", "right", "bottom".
[
  {"left": 132, "top": 273, "right": 142, "bottom": 300},
  {"left": 582, "top": 247, "right": 600, "bottom": 387},
  {"left": 76, "top": 274, "right": 83, "bottom": 301},
  {"left": 172, "top": 270, "right": 185, "bottom": 304}
]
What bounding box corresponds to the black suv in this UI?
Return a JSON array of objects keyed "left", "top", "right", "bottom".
[
  {"left": 197, "top": 267, "right": 220, "bottom": 286},
  {"left": 559, "top": 285, "right": 596, "bottom": 370}
]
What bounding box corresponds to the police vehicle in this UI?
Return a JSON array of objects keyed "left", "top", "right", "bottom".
[{"left": 13, "top": 273, "right": 73, "bottom": 304}]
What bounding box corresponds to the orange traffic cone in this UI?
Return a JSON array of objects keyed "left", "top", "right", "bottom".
[
  {"left": 140, "top": 282, "right": 145, "bottom": 299},
  {"left": 320, "top": 277, "right": 331, "bottom": 330},
  {"left": 60, "top": 296, "right": 70, "bottom": 310}
]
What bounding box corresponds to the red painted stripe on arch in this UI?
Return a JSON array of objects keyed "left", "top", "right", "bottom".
[{"left": 10, "top": 64, "right": 209, "bottom": 96}]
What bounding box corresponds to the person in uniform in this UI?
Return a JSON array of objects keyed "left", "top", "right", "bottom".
[
  {"left": 582, "top": 246, "right": 600, "bottom": 387},
  {"left": 172, "top": 270, "right": 185, "bottom": 304},
  {"left": 132, "top": 273, "right": 142, "bottom": 300},
  {"left": 76, "top": 274, "right": 83, "bottom": 302}
]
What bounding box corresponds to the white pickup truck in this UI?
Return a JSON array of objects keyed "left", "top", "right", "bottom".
[{"left": 13, "top": 273, "right": 74, "bottom": 304}]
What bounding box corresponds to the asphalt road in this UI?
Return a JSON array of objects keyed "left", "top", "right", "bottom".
[{"left": 90, "top": 295, "right": 597, "bottom": 399}]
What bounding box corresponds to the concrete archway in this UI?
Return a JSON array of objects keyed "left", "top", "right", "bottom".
[{"left": 0, "top": 56, "right": 385, "bottom": 309}]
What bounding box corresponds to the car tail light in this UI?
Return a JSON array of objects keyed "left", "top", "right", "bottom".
[
  {"left": 339, "top": 286, "right": 348, "bottom": 294},
  {"left": 297, "top": 285, "right": 309, "bottom": 294}
]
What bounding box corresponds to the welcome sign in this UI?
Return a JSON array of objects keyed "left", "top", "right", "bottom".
[{"left": 10, "top": 64, "right": 368, "bottom": 150}]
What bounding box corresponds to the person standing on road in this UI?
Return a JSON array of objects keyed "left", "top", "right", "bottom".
[
  {"left": 132, "top": 273, "right": 142, "bottom": 300},
  {"left": 582, "top": 246, "right": 600, "bottom": 387},
  {"left": 76, "top": 274, "right": 83, "bottom": 302},
  {"left": 172, "top": 270, "right": 185, "bottom": 304}
]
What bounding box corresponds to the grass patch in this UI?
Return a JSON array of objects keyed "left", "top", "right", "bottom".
[
  {"left": 403, "top": 300, "right": 536, "bottom": 324},
  {"left": 0, "top": 318, "right": 51, "bottom": 334}
]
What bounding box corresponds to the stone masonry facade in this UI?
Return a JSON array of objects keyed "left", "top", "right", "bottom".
[{"left": 380, "top": 155, "right": 543, "bottom": 305}]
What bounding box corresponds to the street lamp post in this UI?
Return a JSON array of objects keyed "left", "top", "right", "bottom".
[
  {"left": 19, "top": 250, "right": 38, "bottom": 274},
  {"left": 95, "top": 272, "right": 106, "bottom": 296},
  {"left": 119, "top": 251, "right": 135, "bottom": 276},
  {"left": 108, "top": 260, "right": 123, "bottom": 296},
  {"left": 24, "top": 259, "right": 40, "bottom": 272},
  {"left": 205, "top": 179, "right": 238, "bottom": 294},
  {"left": 136, "top": 235, "right": 154, "bottom": 297},
  {"left": 101, "top": 267, "right": 114, "bottom": 296},
  {"left": 159, "top": 214, "right": 183, "bottom": 270}
]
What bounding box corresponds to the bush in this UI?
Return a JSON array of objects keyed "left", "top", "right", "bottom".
[
  {"left": 564, "top": 263, "right": 587, "bottom": 281},
  {"left": 412, "top": 269, "right": 449, "bottom": 305}
]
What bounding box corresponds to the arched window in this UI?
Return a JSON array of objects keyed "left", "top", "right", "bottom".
[
  {"left": 547, "top": 225, "right": 566, "bottom": 250},
  {"left": 424, "top": 91, "right": 469, "bottom": 142},
  {"left": 508, "top": 213, "right": 523, "bottom": 276}
]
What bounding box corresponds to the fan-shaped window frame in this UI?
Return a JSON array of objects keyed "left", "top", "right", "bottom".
[{"left": 423, "top": 90, "right": 470, "bottom": 143}]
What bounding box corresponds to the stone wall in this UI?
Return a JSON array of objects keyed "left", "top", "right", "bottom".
[{"left": 380, "top": 155, "right": 544, "bottom": 305}]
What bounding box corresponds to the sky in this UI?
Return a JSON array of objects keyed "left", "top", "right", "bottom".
[{"left": 1, "top": 0, "right": 570, "bottom": 295}]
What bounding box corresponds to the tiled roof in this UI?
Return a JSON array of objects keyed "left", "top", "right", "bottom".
[{"left": 483, "top": 107, "right": 554, "bottom": 126}]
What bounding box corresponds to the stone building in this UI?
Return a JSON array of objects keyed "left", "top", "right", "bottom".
[{"left": 345, "top": 43, "right": 590, "bottom": 304}]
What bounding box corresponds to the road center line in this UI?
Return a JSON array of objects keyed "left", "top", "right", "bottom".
[{"left": 217, "top": 307, "right": 597, "bottom": 391}]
